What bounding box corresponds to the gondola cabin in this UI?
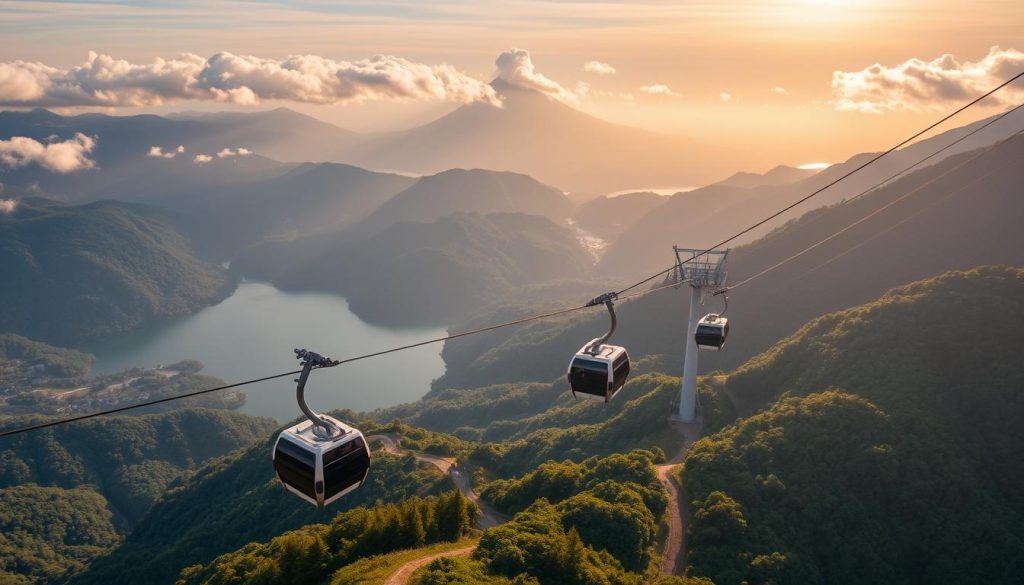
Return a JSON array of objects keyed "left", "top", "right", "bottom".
[
  {"left": 568, "top": 340, "right": 630, "bottom": 403},
  {"left": 272, "top": 414, "right": 370, "bottom": 507},
  {"left": 695, "top": 314, "right": 729, "bottom": 350}
]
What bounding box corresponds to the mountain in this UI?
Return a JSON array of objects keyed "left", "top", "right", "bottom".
[
  {"left": 433, "top": 134, "right": 1024, "bottom": 389},
  {"left": 233, "top": 212, "right": 593, "bottom": 325},
  {"left": 348, "top": 80, "right": 736, "bottom": 194},
  {"left": 0, "top": 197, "right": 235, "bottom": 345},
  {"left": 715, "top": 164, "right": 819, "bottom": 189},
  {"left": 355, "top": 167, "right": 574, "bottom": 236},
  {"left": 684, "top": 266, "right": 1024, "bottom": 584},
  {"left": 572, "top": 191, "right": 668, "bottom": 243},
  {"left": 598, "top": 105, "right": 1024, "bottom": 279},
  {"left": 0, "top": 108, "right": 358, "bottom": 202},
  {"left": 156, "top": 161, "right": 416, "bottom": 259},
  {"left": 165, "top": 107, "right": 361, "bottom": 162}
]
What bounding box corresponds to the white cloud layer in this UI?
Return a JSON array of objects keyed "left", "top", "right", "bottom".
[
  {"left": 216, "top": 147, "right": 252, "bottom": 158},
  {"left": 719, "top": 92, "right": 733, "bottom": 102},
  {"left": 771, "top": 86, "right": 787, "bottom": 95},
  {"left": 147, "top": 145, "right": 185, "bottom": 158},
  {"left": 639, "top": 84, "right": 678, "bottom": 97},
  {"left": 832, "top": 46, "right": 1024, "bottom": 113},
  {"left": 495, "top": 48, "right": 576, "bottom": 102},
  {"left": 0, "top": 51, "right": 500, "bottom": 108},
  {"left": 582, "top": 61, "right": 616, "bottom": 75},
  {"left": 0, "top": 133, "right": 96, "bottom": 173},
  {"left": 0, "top": 199, "right": 16, "bottom": 214},
  {"left": 193, "top": 154, "right": 212, "bottom": 164}
]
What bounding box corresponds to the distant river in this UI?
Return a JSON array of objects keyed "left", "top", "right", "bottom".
[{"left": 84, "top": 281, "right": 447, "bottom": 422}]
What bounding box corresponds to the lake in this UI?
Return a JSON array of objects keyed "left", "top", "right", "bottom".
[{"left": 84, "top": 281, "right": 447, "bottom": 422}]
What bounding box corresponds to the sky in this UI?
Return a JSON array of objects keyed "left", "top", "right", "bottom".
[{"left": 1, "top": 0, "right": 1023, "bottom": 170}]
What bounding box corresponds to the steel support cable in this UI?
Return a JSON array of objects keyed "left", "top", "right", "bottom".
[
  {"left": 614, "top": 70, "right": 1024, "bottom": 297},
  {"left": 722, "top": 120, "right": 1023, "bottom": 293}
]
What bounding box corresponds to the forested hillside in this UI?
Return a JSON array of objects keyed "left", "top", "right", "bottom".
[
  {"left": 74, "top": 433, "right": 450, "bottom": 585},
  {"left": 234, "top": 212, "right": 592, "bottom": 325},
  {"left": 176, "top": 491, "right": 477, "bottom": 585},
  {"left": 0, "top": 485, "right": 120, "bottom": 585},
  {"left": 0, "top": 409, "right": 277, "bottom": 525},
  {"left": 0, "top": 198, "right": 235, "bottom": 345},
  {"left": 682, "top": 266, "right": 1024, "bottom": 584}
]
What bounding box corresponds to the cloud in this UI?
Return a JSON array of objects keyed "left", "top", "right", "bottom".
[
  {"left": 0, "top": 51, "right": 500, "bottom": 108},
  {"left": 639, "top": 84, "right": 679, "bottom": 97},
  {"left": 771, "top": 86, "right": 787, "bottom": 95},
  {"left": 0, "top": 199, "right": 16, "bottom": 214},
  {"left": 831, "top": 46, "right": 1024, "bottom": 113},
  {"left": 147, "top": 145, "right": 185, "bottom": 158},
  {"left": 719, "top": 92, "right": 733, "bottom": 102},
  {"left": 494, "top": 48, "right": 576, "bottom": 102},
  {"left": 193, "top": 154, "right": 212, "bottom": 164},
  {"left": 216, "top": 147, "right": 252, "bottom": 158},
  {"left": 582, "top": 61, "right": 616, "bottom": 75},
  {"left": 0, "top": 133, "right": 96, "bottom": 173}
]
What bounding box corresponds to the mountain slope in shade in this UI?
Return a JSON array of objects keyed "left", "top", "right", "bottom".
[
  {"left": 434, "top": 134, "right": 1024, "bottom": 389},
  {"left": 598, "top": 104, "right": 1024, "bottom": 279},
  {"left": 233, "top": 212, "right": 592, "bottom": 325},
  {"left": 357, "top": 167, "right": 573, "bottom": 235},
  {"left": 348, "top": 80, "right": 735, "bottom": 193},
  {"left": 0, "top": 197, "right": 235, "bottom": 345}
]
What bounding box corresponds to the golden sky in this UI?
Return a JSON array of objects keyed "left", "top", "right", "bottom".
[{"left": 1, "top": 0, "right": 1022, "bottom": 170}]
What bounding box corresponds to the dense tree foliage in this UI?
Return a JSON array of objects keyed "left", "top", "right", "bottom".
[
  {"left": 75, "top": 438, "right": 449, "bottom": 585},
  {"left": 0, "top": 485, "right": 119, "bottom": 584},
  {"left": 0, "top": 198, "right": 235, "bottom": 345},
  {"left": 0, "top": 333, "right": 94, "bottom": 381},
  {"left": 683, "top": 267, "right": 1024, "bottom": 584},
  {"left": 0, "top": 408, "right": 276, "bottom": 525},
  {"left": 466, "top": 375, "right": 681, "bottom": 476},
  {"left": 176, "top": 491, "right": 477, "bottom": 585},
  {"left": 482, "top": 450, "right": 666, "bottom": 573}
]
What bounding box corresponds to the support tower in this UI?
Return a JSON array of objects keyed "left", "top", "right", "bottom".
[{"left": 668, "top": 247, "right": 728, "bottom": 422}]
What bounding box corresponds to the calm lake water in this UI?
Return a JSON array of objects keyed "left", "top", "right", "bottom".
[{"left": 84, "top": 281, "right": 447, "bottom": 422}]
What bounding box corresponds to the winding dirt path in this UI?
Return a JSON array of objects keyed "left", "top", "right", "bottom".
[
  {"left": 367, "top": 434, "right": 509, "bottom": 528},
  {"left": 381, "top": 546, "right": 475, "bottom": 585},
  {"left": 367, "top": 434, "right": 509, "bottom": 584},
  {"left": 656, "top": 420, "right": 702, "bottom": 576}
]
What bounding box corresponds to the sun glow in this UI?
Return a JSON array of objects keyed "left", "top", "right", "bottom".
[{"left": 798, "top": 162, "right": 832, "bottom": 170}]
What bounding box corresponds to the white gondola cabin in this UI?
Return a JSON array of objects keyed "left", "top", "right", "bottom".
[
  {"left": 273, "top": 349, "right": 371, "bottom": 507},
  {"left": 567, "top": 293, "right": 631, "bottom": 403},
  {"left": 272, "top": 414, "right": 370, "bottom": 507},
  {"left": 568, "top": 340, "right": 630, "bottom": 402},
  {"left": 695, "top": 313, "right": 729, "bottom": 350}
]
